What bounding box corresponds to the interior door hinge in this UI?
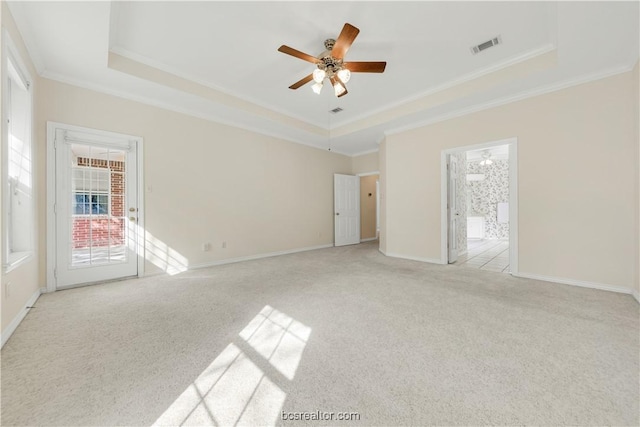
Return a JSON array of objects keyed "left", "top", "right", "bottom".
[
  {"left": 53, "top": 268, "right": 57, "bottom": 279},
  {"left": 53, "top": 203, "right": 57, "bottom": 214}
]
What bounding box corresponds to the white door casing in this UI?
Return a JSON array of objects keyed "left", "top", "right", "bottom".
[
  {"left": 49, "top": 123, "right": 142, "bottom": 289},
  {"left": 447, "top": 155, "right": 459, "bottom": 263},
  {"left": 440, "top": 137, "right": 518, "bottom": 274},
  {"left": 334, "top": 174, "right": 360, "bottom": 246}
]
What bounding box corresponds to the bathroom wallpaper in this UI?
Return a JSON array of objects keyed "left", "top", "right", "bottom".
[{"left": 466, "top": 158, "right": 509, "bottom": 239}]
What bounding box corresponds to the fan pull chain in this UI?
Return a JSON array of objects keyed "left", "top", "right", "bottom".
[{"left": 327, "top": 96, "right": 332, "bottom": 152}]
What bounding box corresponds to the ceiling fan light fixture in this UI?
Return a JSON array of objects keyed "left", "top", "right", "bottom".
[
  {"left": 337, "top": 68, "right": 351, "bottom": 83},
  {"left": 333, "top": 81, "right": 346, "bottom": 97},
  {"left": 312, "top": 69, "right": 326, "bottom": 83},
  {"left": 311, "top": 82, "right": 323, "bottom": 95},
  {"left": 479, "top": 150, "right": 494, "bottom": 166},
  {"left": 278, "top": 23, "right": 387, "bottom": 97},
  {"left": 480, "top": 150, "right": 493, "bottom": 166}
]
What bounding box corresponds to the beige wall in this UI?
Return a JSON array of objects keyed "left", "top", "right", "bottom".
[
  {"left": 1, "top": 3, "right": 42, "bottom": 336},
  {"left": 379, "top": 139, "right": 387, "bottom": 253},
  {"left": 385, "top": 71, "right": 637, "bottom": 290},
  {"left": 37, "top": 79, "right": 351, "bottom": 276},
  {"left": 360, "top": 175, "right": 378, "bottom": 240},
  {"left": 351, "top": 151, "right": 379, "bottom": 175}
]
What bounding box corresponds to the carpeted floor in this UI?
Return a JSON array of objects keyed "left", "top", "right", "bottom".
[{"left": 1, "top": 242, "right": 638, "bottom": 426}]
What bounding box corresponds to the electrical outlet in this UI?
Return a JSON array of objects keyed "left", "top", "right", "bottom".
[
  {"left": 202, "top": 243, "right": 211, "bottom": 252},
  {"left": 222, "top": 241, "right": 227, "bottom": 249}
]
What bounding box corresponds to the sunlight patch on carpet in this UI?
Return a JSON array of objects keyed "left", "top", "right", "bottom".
[
  {"left": 128, "top": 223, "right": 189, "bottom": 275},
  {"left": 240, "top": 305, "right": 311, "bottom": 380},
  {"left": 153, "top": 306, "right": 311, "bottom": 426}
]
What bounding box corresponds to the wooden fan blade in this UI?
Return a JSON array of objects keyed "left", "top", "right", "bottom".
[
  {"left": 344, "top": 61, "right": 387, "bottom": 73},
  {"left": 278, "top": 45, "right": 321, "bottom": 64},
  {"left": 337, "top": 85, "right": 348, "bottom": 98},
  {"left": 289, "top": 74, "right": 314, "bottom": 90},
  {"left": 331, "top": 23, "right": 360, "bottom": 59}
]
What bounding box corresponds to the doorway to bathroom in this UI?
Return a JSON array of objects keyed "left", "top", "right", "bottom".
[{"left": 441, "top": 138, "right": 518, "bottom": 275}]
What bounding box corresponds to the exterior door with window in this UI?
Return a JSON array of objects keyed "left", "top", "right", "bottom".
[{"left": 53, "top": 125, "right": 140, "bottom": 288}]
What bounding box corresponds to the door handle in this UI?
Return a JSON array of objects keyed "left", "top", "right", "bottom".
[
  {"left": 129, "top": 217, "right": 137, "bottom": 222},
  {"left": 336, "top": 212, "right": 340, "bottom": 216},
  {"left": 129, "top": 207, "right": 137, "bottom": 212}
]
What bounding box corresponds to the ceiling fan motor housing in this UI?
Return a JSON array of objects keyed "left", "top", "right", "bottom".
[
  {"left": 319, "top": 56, "right": 343, "bottom": 75},
  {"left": 324, "top": 38, "right": 336, "bottom": 51}
]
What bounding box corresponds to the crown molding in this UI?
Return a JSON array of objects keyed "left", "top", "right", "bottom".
[
  {"left": 331, "top": 43, "right": 557, "bottom": 130},
  {"left": 112, "top": 42, "right": 557, "bottom": 135},
  {"left": 109, "top": 46, "right": 327, "bottom": 130},
  {"left": 39, "top": 71, "right": 355, "bottom": 157},
  {"left": 351, "top": 148, "right": 380, "bottom": 158},
  {"left": 384, "top": 63, "right": 635, "bottom": 137},
  {"left": 39, "top": 59, "right": 633, "bottom": 160}
]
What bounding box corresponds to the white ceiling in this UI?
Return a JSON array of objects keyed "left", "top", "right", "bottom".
[{"left": 8, "top": 1, "right": 639, "bottom": 156}]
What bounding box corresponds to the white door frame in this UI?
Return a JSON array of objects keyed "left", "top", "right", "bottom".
[
  {"left": 440, "top": 137, "right": 518, "bottom": 275},
  {"left": 446, "top": 154, "right": 459, "bottom": 263},
  {"left": 46, "top": 122, "right": 145, "bottom": 292},
  {"left": 334, "top": 173, "right": 361, "bottom": 246}
]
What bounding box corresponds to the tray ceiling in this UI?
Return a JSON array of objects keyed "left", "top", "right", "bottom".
[{"left": 8, "top": 1, "right": 639, "bottom": 155}]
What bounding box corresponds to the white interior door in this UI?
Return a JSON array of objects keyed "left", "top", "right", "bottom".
[
  {"left": 447, "top": 155, "right": 459, "bottom": 263},
  {"left": 54, "top": 126, "right": 139, "bottom": 288},
  {"left": 334, "top": 174, "right": 360, "bottom": 246}
]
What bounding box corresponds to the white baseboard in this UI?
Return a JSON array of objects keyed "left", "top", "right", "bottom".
[
  {"left": 188, "top": 243, "right": 334, "bottom": 270},
  {"left": 1, "top": 289, "right": 42, "bottom": 348},
  {"left": 632, "top": 289, "right": 640, "bottom": 304},
  {"left": 513, "top": 272, "right": 633, "bottom": 296},
  {"left": 360, "top": 237, "right": 378, "bottom": 243},
  {"left": 458, "top": 249, "right": 468, "bottom": 257},
  {"left": 381, "top": 251, "right": 445, "bottom": 265}
]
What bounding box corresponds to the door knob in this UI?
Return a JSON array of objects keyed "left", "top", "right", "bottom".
[
  {"left": 336, "top": 212, "right": 340, "bottom": 216},
  {"left": 129, "top": 217, "right": 137, "bottom": 222},
  {"left": 129, "top": 207, "right": 136, "bottom": 212}
]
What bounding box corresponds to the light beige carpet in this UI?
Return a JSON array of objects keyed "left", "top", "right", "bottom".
[{"left": 1, "top": 242, "right": 638, "bottom": 426}]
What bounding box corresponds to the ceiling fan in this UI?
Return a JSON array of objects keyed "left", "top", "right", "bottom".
[
  {"left": 278, "top": 23, "right": 387, "bottom": 98},
  {"left": 479, "top": 151, "right": 494, "bottom": 166}
]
